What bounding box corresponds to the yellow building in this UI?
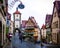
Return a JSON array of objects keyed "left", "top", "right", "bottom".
[{"left": 25, "top": 17, "right": 39, "bottom": 41}]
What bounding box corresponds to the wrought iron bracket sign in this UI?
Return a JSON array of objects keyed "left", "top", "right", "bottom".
[{"left": 8, "top": 0, "right": 25, "bottom": 9}]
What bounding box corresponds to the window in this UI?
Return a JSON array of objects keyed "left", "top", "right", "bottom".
[
  {"left": 17, "top": 14, "right": 18, "bottom": 17},
  {"left": 16, "top": 25, "right": 18, "bottom": 28},
  {"left": 54, "top": 12, "right": 57, "bottom": 17},
  {"left": 55, "top": 21, "right": 58, "bottom": 28},
  {"left": 52, "top": 21, "right": 58, "bottom": 28},
  {"left": 53, "top": 33, "right": 57, "bottom": 41}
]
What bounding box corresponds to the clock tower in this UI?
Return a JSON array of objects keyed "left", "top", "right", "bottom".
[{"left": 13, "top": 8, "right": 21, "bottom": 31}]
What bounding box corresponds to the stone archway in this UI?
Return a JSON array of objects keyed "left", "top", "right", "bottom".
[{"left": 13, "top": 28, "right": 21, "bottom": 35}]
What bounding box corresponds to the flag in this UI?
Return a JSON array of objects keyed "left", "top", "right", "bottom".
[
  {"left": 6, "top": 17, "right": 10, "bottom": 27},
  {"left": 7, "top": 13, "right": 11, "bottom": 20}
]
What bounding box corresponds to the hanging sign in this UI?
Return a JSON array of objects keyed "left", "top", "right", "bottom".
[
  {"left": 8, "top": 0, "right": 25, "bottom": 9},
  {"left": 18, "top": 3, "right": 25, "bottom": 9}
]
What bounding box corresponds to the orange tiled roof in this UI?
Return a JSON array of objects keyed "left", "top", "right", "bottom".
[
  {"left": 13, "top": 9, "right": 21, "bottom": 14},
  {"left": 42, "top": 24, "right": 46, "bottom": 29}
]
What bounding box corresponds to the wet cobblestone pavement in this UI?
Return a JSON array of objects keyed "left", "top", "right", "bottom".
[{"left": 5, "top": 32, "right": 60, "bottom": 48}]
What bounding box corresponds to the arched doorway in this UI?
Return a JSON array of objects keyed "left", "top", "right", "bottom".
[{"left": 13, "top": 28, "right": 21, "bottom": 34}]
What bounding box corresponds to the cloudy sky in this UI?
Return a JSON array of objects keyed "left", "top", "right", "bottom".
[{"left": 8, "top": 0, "right": 55, "bottom": 28}]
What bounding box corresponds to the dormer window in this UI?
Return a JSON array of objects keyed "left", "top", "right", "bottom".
[{"left": 52, "top": 21, "right": 58, "bottom": 28}]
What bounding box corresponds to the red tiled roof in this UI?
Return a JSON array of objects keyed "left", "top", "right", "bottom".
[
  {"left": 13, "top": 10, "right": 21, "bottom": 14},
  {"left": 42, "top": 24, "right": 46, "bottom": 29},
  {"left": 22, "top": 20, "right": 27, "bottom": 28}
]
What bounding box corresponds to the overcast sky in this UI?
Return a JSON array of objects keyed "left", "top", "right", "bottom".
[{"left": 8, "top": 0, "right": 55, "bottom": 28}]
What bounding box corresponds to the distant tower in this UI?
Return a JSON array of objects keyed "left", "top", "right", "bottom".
[{"left": 13, "top": 8, "right": 21, "bottom": 30}]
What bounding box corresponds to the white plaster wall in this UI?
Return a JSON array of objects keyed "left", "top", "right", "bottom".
[
  {"left": 15, "top": 14, "right": 20, "bottom": 20},
  {"left": 41, "top": 29, "right": 46, "bottom": 38},
  {"left": 15, "top": 21, "right": 20, "bottom": 28}
]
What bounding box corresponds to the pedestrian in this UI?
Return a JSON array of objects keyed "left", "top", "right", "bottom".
[
  {"left": 6, "top": 33, "right": 11, "bottom": 42},
  {"left": 12, "top": 29, "right": 20, "bottom": 48},
  {"left": 19, "top": 30, "right": 23, "bottom": 43}
]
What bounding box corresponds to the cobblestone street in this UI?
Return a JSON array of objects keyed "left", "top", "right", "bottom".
[
  {"left": 5, "top": 32, "right": 60, "bottom": 48},
  {"left": 5, "top": 32, "right": 41, "bottom": 48}
]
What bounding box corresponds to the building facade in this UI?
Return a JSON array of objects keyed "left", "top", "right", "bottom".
[
  {"left": 51, "top": 0, "right": 60, "bottom": 44},
  {"left": 45, "top": 14, "right": 52, "bottom": 43},
  {"left": 0, "top": 11, "right": 6, "bottom": 47},
  {"left": 21, "top": 20, "right": 27, "bottom": 33},
  {"left": 9, "top": 21, "right": 14, "bottom": 34},
  {"left": 0, "top": 0, "right": 8, "bottom": 47},
  {"left": 13, "top": 8, "right": 21, "bottom": 32},
  {"left": 41, "top": 24, "right": 46, "bottom": 42},
  {"left": 25, "top": 16, "right": 39, "bottom": 41}
]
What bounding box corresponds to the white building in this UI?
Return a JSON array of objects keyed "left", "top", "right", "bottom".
[
  {"left": 13, "top": 8, "right": 21, "bottom": 30},
  {"left": 41, "top": 24, "right": 46, "bottom": 39},
  {"left": 36, "top": 27, "right": 40, "bottom": 41}
]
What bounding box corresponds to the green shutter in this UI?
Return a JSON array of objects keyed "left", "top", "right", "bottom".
[{"left": 6, "top": 27, "right": 9, "bottom": 34}]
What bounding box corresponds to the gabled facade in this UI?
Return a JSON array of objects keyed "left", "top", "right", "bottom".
[
  {"left": 51, "top": 0, "right": 60, "bottom": 44},
  {"left": 41, "top": 24, "right": 46, "bottom": 43},
  {"left": 25, "top": 16, "right": 39, "bottom": 41},
  {"left": 41, "top": 24, "right": 46, "bottom": 39}
]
